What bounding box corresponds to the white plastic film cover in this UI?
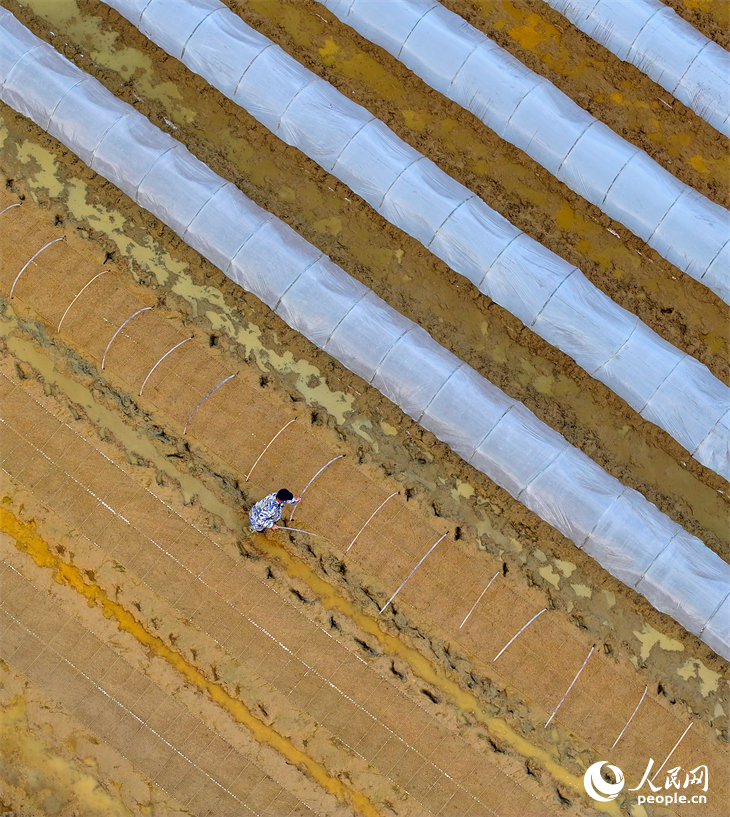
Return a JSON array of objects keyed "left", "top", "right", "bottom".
[
  {"left": 277, "top": 257, "right": 370, "bottom": 348},
  {"left": 703, "top": 240, "right": 730, "bottom": 303},
  {"left": 345, "top": 0, "right": 439, "bottom": 60},
  {"left": 418, "top": 365, "right": 513, "bottom": 461},
  {"left": 321, "top": 0, "right": 730, "bottom": 302},
  {"left": 549, "top": 0, "right": 730, "bottom": 137},
  {"left": 380, "top": 158, "right": 472, "bottom": 246},
  {"left": 484, "top": 235, "right": 577, "bottom": 327},
  {"left": 645, "top": 356, "right": 730, "bottom": 455},
  {"left": 102, "top": 0, "right": 730, "bottom": 480},
  {"left": 532, "top": 272, "right": 639, "bottom": 374},
  {"left": 557, "top": 120, "right": 639, "bottom": 205},
  {"left": 90, "top": 113, "right": 176, "bottom": 201},
  {"left": 324, "top": 291, "right": 414, "bottom": 382},
  {"left": 636, "top": 530, "right": 730, "bottom": 637},
  {"left": 1, "top": 43, "right": 84, "bottom": 131},
  {"left": 505, "top": 82, "right": 594, "bottom": 177},
  {"left": 227, "top": 220, "right": 317, "bottom": 310},
  {"left": 471, "top": 405, "right": 570, "bottom": 500},
  {"left": 47, "top": 79, "right": 128, "bottom": 166},
  {"left": 428, "top": 197, "right": 521, "bottom": 289},
  {"left": 137, "top": 144, "right": 228, "bottom": 238},
  {"left": 651, "top": 188, "right": 730, "bottom": 283},
  {"left": 398, "top": 2, "right": 482, "bottom": 95},
  {"left": 566, "top": 0, "right": 657, "bottom": 61},
  {"left": 183, "top": 182, "right": 269, "bottom": 270},
  {"left": 333, "top": 118, "right": 421, "bottom": 208},
  {"left": 602, "top": 152, "right": 684, "bottom": 242},
  {"left": 521, "top": 448, "right": 625, "bottom": 547},
  {"left": 582, "top": 491, "right": 679, "bottom": 586},
  {"left": 371, "top": 327, "right": 462, "bottom": 419},
  {"left": 701, "top": 595, "right": 730, "bottom": 660},
  {"left": 0, "top": 7, "right": 41, "bottom": 81},
  {"left": 235, "top": 47, "right": 317, "bottom": 136},
  {"left": 682, "top": 46, "right": 730, "bottom": 135},
  {"left": 185, "top": 9, "right": 270, "bottom": 98},
  {"left": 104, "top": 0, "right": 149, "bottom": 26},
  {"left": 453, "top": 40, "right": 542, "bottom": 134},
  {"left": 693, "top": 409, "right": 730, "bottom": 478},
  {"left": 596, "top": 322, "right": 686, "bottom": 413},
  {"left": 279, "top": 81, "right": 374, "bottom": 173},
  {"left": 630, "top": 7, "right": 705, "bottom": 89},
  {"left": 137, "top": 0, "right": 221, "bottom": 61},
  {"left": 3, "top": 12, "right": 728, "bottom": 657}
]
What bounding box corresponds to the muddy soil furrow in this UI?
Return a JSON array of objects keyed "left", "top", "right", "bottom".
[
  {"left": 3, "top": 253, "right": 728, "bottom": 816},
  {"left": 2, "top": 182, "right": 724, "bottom": 812},
  {"left": 1, "top": 359, "right": 560, "bottom": 816},
  {"left": 663, "top": 0, "right": 730, "bottom": 49},
  {"left": 2, "top": 3, "right": 729, "bottom": 813},
  {"left": 1, "top": 6, "right": 728, "bottom": 564},
  {"left": 1, "top": 320, "right": 606, "bottom": 814},
  {"left": 1, "top": 459, "right": 557, "bottom": 817}
]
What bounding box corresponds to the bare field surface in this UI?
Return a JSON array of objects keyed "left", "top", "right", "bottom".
[{"left": 1, "top": 1, "right": 728, "bottom": 816}]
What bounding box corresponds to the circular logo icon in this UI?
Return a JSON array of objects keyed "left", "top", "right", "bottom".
[{"left": 584, "top": 761, "right": 625, "bottom": 802}]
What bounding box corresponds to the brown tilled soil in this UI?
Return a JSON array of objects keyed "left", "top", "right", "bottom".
[
  {"left": 662, "top": 0, "right": 730, "bottom": 49},
  {"left": 1, "top": 1, "right": 728, "bottom": 816}
]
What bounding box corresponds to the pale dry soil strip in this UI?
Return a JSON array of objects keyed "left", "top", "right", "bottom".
[
  {"left": 0, "top": 535, "right": 338, "bottom": 817},
  {"left": 0, "top": 659, "right": 193, "bottom": 817}
]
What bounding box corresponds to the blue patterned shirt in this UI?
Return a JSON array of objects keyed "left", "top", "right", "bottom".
[{"left": 249, "top": 492, "right": 296, "bottom": 531}]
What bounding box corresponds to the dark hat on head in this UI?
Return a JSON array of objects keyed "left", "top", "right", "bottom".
[{"left": 276, "top": 489, "right": 294, "bottom": 502}]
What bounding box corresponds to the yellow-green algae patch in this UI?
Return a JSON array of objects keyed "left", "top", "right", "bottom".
[
  {"left": 204, "top": 311, "right": 355, "bottom": 424},
  {"left": 633, "top": 624, "right": 685, "bottom": 660},
  {"left": 676, "top": 658, "right": 721, "bottom": 697},
  {"left": 10, "top": 133, "right": 65, "bottom": 199},
  {"left": 554, "top": 558, "right": 577, "bottom": 578},
  {"left": 539, "top": 565, "right": 562, "bottom": 589}
]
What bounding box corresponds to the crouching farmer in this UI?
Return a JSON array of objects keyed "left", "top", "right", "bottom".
[{"left": 249, "top": 489, "right": 301, "bottom": 532}]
